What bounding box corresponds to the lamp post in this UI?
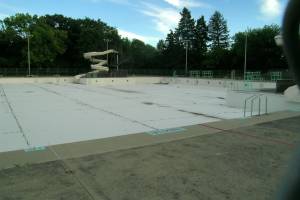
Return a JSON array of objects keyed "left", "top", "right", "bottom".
[
  {"left": 183, "top": 40, "right": 190, "bottom": 75},
  {"left": 104, "top": 39, "right": 110, "bottom": 62},
  {"left": 117, "top": 53, "right": 119, "bottom": 71},
  {"left": 244, "top": 31, "right": 248, "bottom": 80},
  {"left": 27, "top": 32, "right": 31, "bottom": 77}
]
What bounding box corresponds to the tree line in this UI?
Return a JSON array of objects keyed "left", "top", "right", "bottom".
[
  {"left": 0, "top": 9, "right": 287, "bottom": 76},
  {"left": 157, "top": 8, "right": 287, "bottom": 73},
  {"left": 0, "top": 13, "right": 158, "bottom": 74}
]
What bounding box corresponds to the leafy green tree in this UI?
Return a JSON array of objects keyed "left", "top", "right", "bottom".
[
  {"left": 0, "top": 20, "right": 24, "bottom": 68},
  {"left": 29, "top": 19, "right": 67, "bottom": 67},
  {"left": 0, "top": 14, "right": 36, "bottom": 68},
  {"left": 0, "top": 14, "right": 67, "bottom": 69},
  {"left": 204, "top": 48, "right": 234, "bottom": 69},
  {"left": 3, "top": 13, "right": 36, "bottom": 37},
  {"left": 208, "top": 11, "right": 229, "bottom": 50},
  {"left": 231, "top": 25, "right": 287, "bottom": 71},
  {"left": 130, "top": 39, "right": 157, "bottom": 69}
]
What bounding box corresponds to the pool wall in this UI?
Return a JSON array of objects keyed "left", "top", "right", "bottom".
[
  {"left": 226, "top": 90, "right": 300, "bottom": 113},
  {"left": 0, "top": 77, "right": 74, "bottom": 84},
  {"left": 0, "top": 76, "right": 276, "bottom": 91}
]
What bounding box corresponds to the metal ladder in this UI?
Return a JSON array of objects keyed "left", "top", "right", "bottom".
[{"left": 244, "top": 94, "right": 268, "bottom": 118}]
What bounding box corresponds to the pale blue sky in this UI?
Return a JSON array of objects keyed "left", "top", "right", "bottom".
[{"left": 0, "top": 0, "right": 288, "bottom": 46}]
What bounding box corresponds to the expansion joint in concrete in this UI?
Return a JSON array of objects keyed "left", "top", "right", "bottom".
[{"left": 0, "top": 85, "right": 31, "bottom": 147}]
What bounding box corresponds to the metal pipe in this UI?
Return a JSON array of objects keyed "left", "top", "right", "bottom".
[
  {"left": 244, "top": 94, "right": 257, "bottom": 118},
  {"left": 27, "top": 34, "right": 31, "bottom": 76},
  {"left": 185, "top": 41, "right": 188, "bottom": 75},
  {"left": 106, "top": 40, "right": 109, "bottom": 62},
  {"left": 251, "top": 99, "right": 254, "bottom": 117},
  {"left": 265, "top": 96, "right": 268, "bottom": 114},
  {"left": 244, "top": 100, "right": 247, "bottom": 117},
  {"left": 244, "top": 31, "right": 248, "bottom": 81},
  {"left": 116, "top": 54, "right": 118, "bottom": 71},
  {"left": 258, "top": 97, "right": 261, "bottom": 115}
]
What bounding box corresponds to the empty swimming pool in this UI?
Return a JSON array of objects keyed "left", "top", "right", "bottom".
[{"left": 0, "top": 82, "right": 243, "bottom": 152}]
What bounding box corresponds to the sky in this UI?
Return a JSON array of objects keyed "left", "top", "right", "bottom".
[{"left": 0, "top": 0, "right": 289, "bottom": 46}]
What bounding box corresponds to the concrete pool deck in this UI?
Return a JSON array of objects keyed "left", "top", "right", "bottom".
[
  {"left": 0, "top": 110, "right": 299, "bottom": 169},
  {"left": 0, "top": 112, "right": 300, "bottom": 200}
]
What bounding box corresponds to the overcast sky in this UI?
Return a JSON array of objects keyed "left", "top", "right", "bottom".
[{"left": 0, "top": 0, "right": 288, "bottom": 46}]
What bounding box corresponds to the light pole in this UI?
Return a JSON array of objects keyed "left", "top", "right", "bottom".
[
  {"left": 27, "top": 33, "right": 31, "bottom": 77},
  {"left": 244, "top": 31, "right": 248, "bottom": 80},
  {"left": 117, "top": 53, "right": 119, "bottom": 71},
  {"left": 184, "top": 40, "right": 190, "bottom": 75},
  {"left": 104, "top": 39, "right": 110, "bottom": 63}
]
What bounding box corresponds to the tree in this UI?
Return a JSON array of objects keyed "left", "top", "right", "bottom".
[
  {"left": 163, "top": 30, "right": 184, "bottom": 69},
  {"left": 193, "top": 16, "right": 209, "bottom": 68},
  {"left": 175, "top": 7, "right": 196, "bottom": 49},
  {"left": 157, "top": 40, "right": 165, "bottom": 52},
  {"left": 0, "top": 19, "right": 24, "bottom": 68},
  {"left": 195, "top": 16, "right": 208, "bottom": 55},
  {"left": 208, "top": 11, "right": 229, "bottom": 50},
  {"left": 3, "top": 13, "right": 36, "bottom": 38},
  {"left": 231, "top": 25, "right": 287, "bottom": 71},
  {"left": 29, "top": 19, "right": 67, "bottom": 67}
]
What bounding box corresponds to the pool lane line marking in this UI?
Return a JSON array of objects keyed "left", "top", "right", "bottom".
[
  {"left": 69, "top": 84, "right": 125, "bottom": 98},
  {"left": 34, "top": 84, "right": 159, "bottom": 131},
  {"left": 199, "top": 123, "right": 295, "bottom": 148},
  {"left": 0, "top": 85, "right": 31, "bottom": 147},
  {"left": 143, "top": 101, "right": 224, "bottom": 120}
]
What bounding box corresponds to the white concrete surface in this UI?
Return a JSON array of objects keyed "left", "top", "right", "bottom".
[
  {"left": 0, "top": 77, "right": 74, "bottom": 84},
  {"left": 0, "top": 83, "right": 243, "bottom": 153},
  {"left": 284, "top": 85, "right": 300, "bottom": 102}
]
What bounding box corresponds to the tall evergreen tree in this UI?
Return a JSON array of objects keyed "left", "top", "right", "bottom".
[
  {"left": 175, "top": 7, "right": 196, "bottom": 49},
  {"left": 195, "top": 16, "right": 208, "bottom": 55},
  {"left": 165, "top": 30, "right": 176, "bottom": 49},
  {"left": 156, "top": 39, "right": 165, "bottom": 52},
  {"left": 208, "top": 11, "right": 229, "bottom": 50},
  {"left": 163, "top": 30, "right": 183, "bottom": 69}
]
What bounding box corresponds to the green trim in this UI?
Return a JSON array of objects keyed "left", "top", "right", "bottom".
[{"left": 147, "top": 127, "right": 186, "bottom": 136}]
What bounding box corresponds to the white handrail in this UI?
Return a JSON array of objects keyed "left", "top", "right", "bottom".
[
  {"left": 244, "top": 94, "right": 268, "bottom": 118},
  {"left": 244, "top": 95, "right": 257, "bottom": 117}
]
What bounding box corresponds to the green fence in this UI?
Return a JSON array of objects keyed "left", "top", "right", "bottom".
[{"left": 270, "top": 71, "right": 282, "bottom": 82}]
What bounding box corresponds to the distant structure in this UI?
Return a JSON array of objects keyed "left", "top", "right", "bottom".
[{"left": 75, "top": 49, "right": 119, "bottom": 80}]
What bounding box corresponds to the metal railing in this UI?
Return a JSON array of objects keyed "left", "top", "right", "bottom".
[{"left": 244, "top": 94, "right": 268, "bottom": 118}]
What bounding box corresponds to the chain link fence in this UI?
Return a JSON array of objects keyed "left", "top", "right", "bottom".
[
  {"left": 0, "top": 67, "right": 293, "bottom": 81},
  {"left": 0, "top": 67, "right": 88, "bottom": 77}
]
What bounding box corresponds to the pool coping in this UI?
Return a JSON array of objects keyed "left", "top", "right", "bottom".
[{"left": 0, "top": 111, "right": 299, "bottom": 170}]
